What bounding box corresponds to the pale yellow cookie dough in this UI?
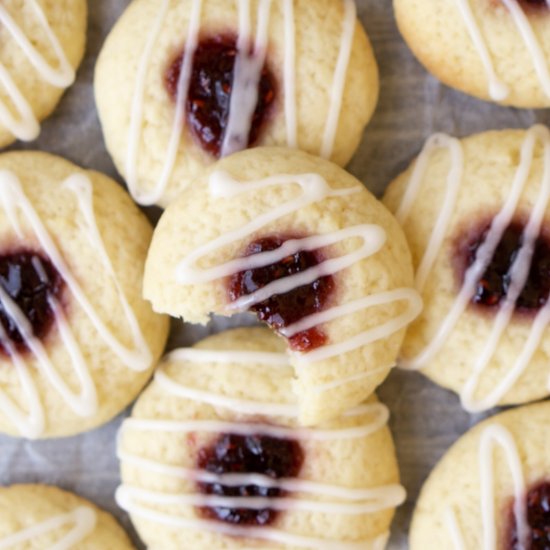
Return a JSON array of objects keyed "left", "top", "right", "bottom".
[
  {"left": 394, "top": 0, "right": 550, "bottom": 107},
  {"left": 411, "top": 402, "right": 550, "bottom": 550},
  {"left": 383, "top": 128, "right": 550, "bottom": 410},
  {"left": 118, "top": 327, "right": 402, "bottom": 550},
  {"left": 0, "top": 0, "right": 87, "bottom": 147},
  {"left": 0, "top": 484, "right": 134, "bottom": 549},
  {"left": 0, "top": 151, "right": 169, "bottom": 439},
  {"left": 95, "top": 0, "right": 379, "bottom": 207},
  {"left": 144, "top": 147, "right": 416, "bottom": 426}
]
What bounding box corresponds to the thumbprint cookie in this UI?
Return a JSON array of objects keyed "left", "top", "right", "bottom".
[
  {"left": 95, "top": 0, "right": 379, "bottom": 207},
  {"left": 0, "top": 151, "right": 169, "bottom": 439},
  {"left": 394, "top": 0, "right": 550, "bottom": 107},
  {"left": 384, "top": 125, "right": 550, "bottom": 412},
  {"left": 411, "top": 402, "right": 550, "bottom": 550},
  {"left": 0, "top": 0, "right": 87, "bottom": 147},
  {"left": 0, "top": 484, "right": 134, "bottom": 549},
  {"left": 144, "top": 147, "right": 421, "bottom": 426},
  {"left": 117, "top": 327, "right": 405, "bottom": 550}
]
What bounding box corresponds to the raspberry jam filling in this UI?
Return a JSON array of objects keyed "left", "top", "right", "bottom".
[
  {"left": 0, "top": 251, "right": 63, "bottom": 356},
  {"left": 507, "top": 481, "right": 550, "bottom": 549},
  {"left": 456, "top": 220, "right": 550, "bottom": 313},
  {"left": 197, "top": 433, "right": 304, "bottom": 526},
  {"left": 165, "top": 35, "right": 276, "bottom": 158},
  {"left": 228, "top": 236, "right": 335, "bottom": 352}
]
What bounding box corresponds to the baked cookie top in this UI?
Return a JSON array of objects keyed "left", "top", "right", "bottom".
[
  {"left": 0, "top": 0, "right": 87, "bottom": 147},
  {"left": 95, "top": 0, "right": 378, "bottom": 207},
  {"left": 410, "top": 401, "right": 550, "bottom": 550},
  {"left": 384, "top": 125, "right": 550, "bottom": 412},
  {"left": 0, "top": 151, "right": 169, "bottom": 439},
  {"left": 117, "top": 327, "right": 404, "bottom": 549},
  {"left": 394, "top": 0, "right": 550, "bottom": 107},
  {"left": 0, "top": 484, "right": 134, "bottom": 549},
  {"left": 144, "top": 147, "right": 420, "bottom": 425}
]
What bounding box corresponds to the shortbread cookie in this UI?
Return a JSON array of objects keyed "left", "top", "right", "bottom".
[
  {"left": 144, "top": 147, "right": 420, "bottom": 425},
  {"left": 0, "top": 484, "right": 134, "bottom": 549},
  {"left": 394, "top": 0, "right": 550, "bottom": 107},
  {"left": 0, "top": 0, "right": 87, "bottom": 147},
  {"left": 117, "top": 327, "right": 405, "bottom": 550},
  {"left": 95, "top": 0, "right": 379, "bottom": 207},
  {"left": 0, "top": 151, "right": 169, "bottom": 439},
  {"left": 411, "top": 401, "right": 550, "bottom": 550},
  {"left": 384, "top": 125, "right": 550, "bottom": 412}
]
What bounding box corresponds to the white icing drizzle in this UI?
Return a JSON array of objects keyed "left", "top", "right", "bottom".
[
  {"left": 0, "top": 0, "right": 75, "bottom": 141},
  {"left": 125, "top": 0, "right": 362, "bottom": 204},
  {"left": 0, "top": 171, "right": 152, "bottom": 437},
  {"left": 126, "top": 0, "right": 203, "bottom": 205},
  {"left": 175, "top": 169, "right": 421, "bottom": 365},
  {"left": 115, "top": 486, "right": 388, "bottom": 550},
  {"left": 117, "top": 344, "right": 403, "bottom": 548},
  {"left": 220, "top": 0, "right": 272, "bottom": 157},
  {"left": 283, "top": 0, "right": 297, "bottom": 149},
  {"left": 0, "top": 506, "right": 96, "bottom": 550},
  {"left": 398, "top": 125, "right": 550, "bottom": 412},
  {"left": 453, "top": 0, "right": 550, "bottom": 100},
  {"left": 321, "top": 0, "right": 356, "bottom": 159},
  {"left": 445, "top": 424, "right": 528, "bottom": 550}
]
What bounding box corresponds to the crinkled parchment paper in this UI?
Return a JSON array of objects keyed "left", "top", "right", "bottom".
[{"left": 1, "top": 1, "right": 549, "bottom": 548}]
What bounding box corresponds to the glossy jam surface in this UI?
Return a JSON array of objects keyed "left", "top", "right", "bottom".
[
  {"left": 456, "top": 220, "right": 550, "bottom": 313},
  {"left": 0, "top": 251, "right": 63, "bottom": 355},
  {"left": 197, "top": 433, "right": 304, "bottom": 526},
  {"left": 228, "top": 236, "right": 335, "bottom": 351},
  {"left": 507, "top": 481, "right": 550, "bottom": 549},
  {"left": 165, "top": 35, "right": 276, "bottom": 158}
]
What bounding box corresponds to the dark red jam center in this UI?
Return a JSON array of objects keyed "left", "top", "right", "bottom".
[
  {"left": 228, "top": 236, "right": 335, "bottom": 352},
  {"left": 507, "top": 481, "right": 550, "bottom": 549},
  {"left": 518, "top": 0, "right": 549, "bottom": 11},
  {"left": 197, "top": 433, "right": 304, "bottom": 526},
  {"left": 457, "top": 220, "right": 550, "bottom": 313},
  {"left": 0, "top": 251, "right": 63, "bottom": 356},
  {"left": 165, "top": 35, "right": 276, "bottom": 158}
]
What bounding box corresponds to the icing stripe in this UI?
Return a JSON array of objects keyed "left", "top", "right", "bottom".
[
  {"left": 398, "top": 125, "right": 550, "bottom": 412},
  {"left": 445, "top": 424, "right": 528, "bottom": 550},
  {"left": 454, "top": 0, "right": 550, "bottom": 100},
  {"left": 0, "top": 171, "right": 152, "bottom": 437},
  {"left": 0, "top": 0, "right": 75, "bottom": 141},
  {"left": 115, "top": 486, "right": 388, "bottom": 550},
  {"left": 321, "top": 0, "right": 356, "bottom": 159},
  {"left": 0, "top": 506, "right": 96, "bottom": 550}
]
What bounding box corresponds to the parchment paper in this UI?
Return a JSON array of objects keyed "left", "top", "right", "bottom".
[{"left": 1, "top": 1, "right": 549, "bottom": 548}]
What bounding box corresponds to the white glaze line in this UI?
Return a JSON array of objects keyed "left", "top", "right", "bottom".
[
  {"left": 321, "top": 0, "right": 357, "bottom": 158},
  {"left": 452, "top": 0, "right": 508, "bottom": 100},
  {"left": 283, "top": 0, "right": 297, "bottom": 148},
  {"left": 118, "top": 450, "right": 405, "bottom": 503},
  {"left": 0, "top": 0, "right": 75, "bottom": 141},
  {"left": 0, "top": 506, "right": 96, "bottom": 550},
  {"left": 116, "top": 486, "right": 388, "bottom": 550},
  {"left": 122, "top": 402, "right": 389, "bottom": 442},
  {"left": 164, "top": 347, "right": 290, "bottom": 366},
  {"left": 125, "top": 0, "right": 203, "bottom": 205},
  {"left": 445, "top": 424, "right": 528, "bottom": 550},
  {"left": 221, "top": 0, "right": 272, "bottom": 157}
]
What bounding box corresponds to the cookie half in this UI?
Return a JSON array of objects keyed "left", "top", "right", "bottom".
[
  {"left": 410, "top": 401, "right": 550, "bottom": 550},
  {"left": 384, "top": 125, "right": 550, "bottom": 412},
  {"left": 394, "top": 0, "right": 550, "bottom": 107},
  {"left": 0, "top": 484, "right": 134, "bottom": 549},
  {"left": 0, "top": 151, "right": 169, "bottom": 438},
  {"left": 117, "top": 327, "right": 405, "bottom": 550},
  {"left": 0, "top": 0, "right": 87, "bottom": 147},
  {"left": 95, "top": 0, "right": 378, "bottom": 207},
  {"left": 144, "top": 147, "right": 420, "bottom": 425}
]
